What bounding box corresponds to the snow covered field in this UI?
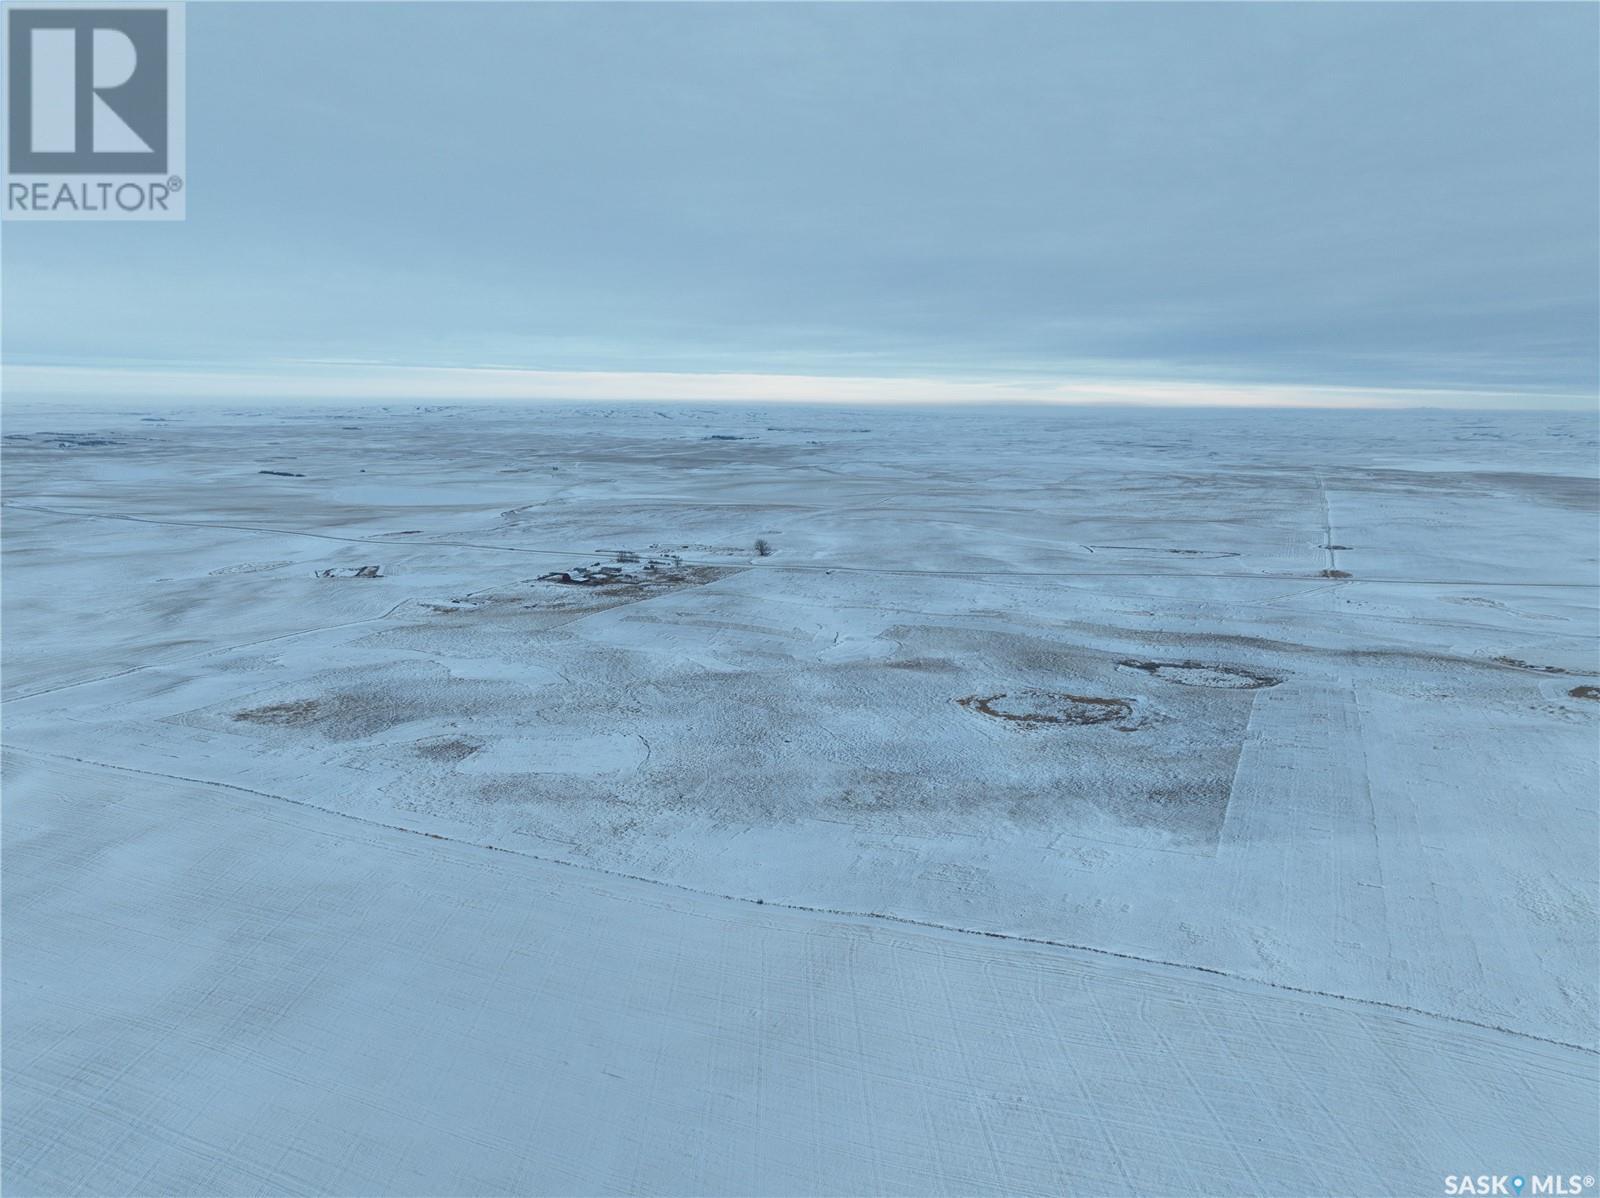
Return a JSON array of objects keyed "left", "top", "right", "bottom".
[{"left": 4, "top": 402, "right": 1598, "bottom": 1195}]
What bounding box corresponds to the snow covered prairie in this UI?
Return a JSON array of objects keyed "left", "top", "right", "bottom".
[{"left": 4, "top": 402, "right": 1597, "bottom": 1195}]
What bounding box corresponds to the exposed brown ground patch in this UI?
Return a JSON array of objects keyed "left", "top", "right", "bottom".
[
  {"left": 958, "top": 690, "right": 1135, "bottom": 728},
  {"left": 1495, "top": 657, "right": 1570, "bottom": 675},
  {"left": 1091, "top": 545, "right": 1240, "bottom": 558},
  {"left": 883, "top": 657, "right": 958, "bottom": 672},
  {"left": 415, "top": 736, "right": 482, "bottom": 762},
  {"left": 1120, "top": 660, "right": 1282, "bottom": 689},
  {"left": 232, "top": 698, "right": 322, "bottom": 726}
]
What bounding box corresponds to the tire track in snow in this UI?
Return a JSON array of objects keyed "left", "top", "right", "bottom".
[
  {"left": 4, "top": 743, "right": 1592, "bottom": 1056},
  {"left": 6, "top": 749, "right": 1593, "bottom": 1195}
]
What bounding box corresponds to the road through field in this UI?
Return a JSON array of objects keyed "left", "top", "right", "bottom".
[{"left": 4, "top": 751, "right": 1593, "bottom": 1197}]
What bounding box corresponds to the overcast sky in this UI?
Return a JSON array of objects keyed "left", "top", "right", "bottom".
[{"left": 5, "top": 2, "right": 1597, "bottom": 406}]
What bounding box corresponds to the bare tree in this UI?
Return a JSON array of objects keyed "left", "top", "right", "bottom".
[{"left": 754, "top": 538, "right": 772, "bottom": 557}]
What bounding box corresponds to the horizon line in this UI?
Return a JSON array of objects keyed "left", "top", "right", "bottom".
[{"left": 4, "top": 361, "right": 1596, "bottom": 412}]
